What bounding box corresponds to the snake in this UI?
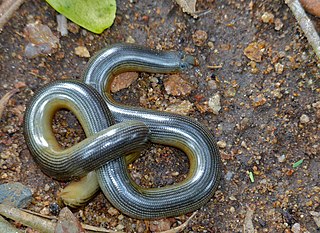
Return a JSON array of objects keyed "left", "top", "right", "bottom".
[{"left": 24, "top": 43, "right": 221, "bottom": 219}]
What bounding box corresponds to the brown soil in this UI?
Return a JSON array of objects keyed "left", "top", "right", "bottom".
[{"left": 0, "top": 0, "right": 319, "bottom": 232}]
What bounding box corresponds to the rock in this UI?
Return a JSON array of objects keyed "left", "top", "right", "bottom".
[
  {"left": 261, "top": 12, "right": 274, "bottom": 23},
  {"left": 55, "top": 207, "right": 85, "bottom": 233},
  {"left": 57, "top": 14, "right": 68, "bottom": 36},
  {"left": 208, "top": 94, "right": 221, "bottom": 114},
  {"left": 165, "top": 100, "right": 193, "bottom": 116},
  {"left": 192, "top": 30, "right": 208, "bottom": 46},
  {"left": 278, "top": 154, "right": 286, "bottom": 163},
  {"left": 24, "top": 22, "right": 59, "bottom": 58},
  {"left": 150, "top": 219, "right": 171, "bottom": 232},
  {"left": 291, "top": 222, "right": 300, "bottom": 233},
  {"left": 217, "top": 140, "right": 227, "bottom": 149},
  {"left": 108, "top": 207, "right": 119, "bottom": 216},
  {"left": 111, "top": 72, "right": 139, "bottom": 93},
  {"left": 225, "top": 171, "right": 234, "bottom": 181},
  {"left": 252, "top": 94, "right": 267, "bottom": 107},
  {"left": 164, "top": 75, "right": 194, "bottom": 96},
  {"left": 244, "top": 41, "right": 266, "bottom": 62},
  {"left": 300, "top": 114, "right": 310, "bottom": 123},
  {"left": 75, "top": 46, "right": 90, "bottom": 58},
  {"left": 0, "top": 182, "right": 32, "bottom": 208}
]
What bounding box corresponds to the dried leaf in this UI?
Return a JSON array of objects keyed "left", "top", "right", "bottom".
[
  {"left": 0, "top": 89, "right": 18, "bottom": 120},
  {"left": 175, "top": 0, "right": 198, "bottom": 18}
]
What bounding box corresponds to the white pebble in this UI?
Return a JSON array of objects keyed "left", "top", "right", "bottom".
[{"left": 300, "top": 114, "right": 310, "bottom": 124}]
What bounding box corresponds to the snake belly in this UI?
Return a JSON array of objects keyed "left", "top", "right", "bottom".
[{"left": 83, "top": 43, "right": 221, "bottom": 219}]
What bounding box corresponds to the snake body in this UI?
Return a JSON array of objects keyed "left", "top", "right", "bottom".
[{"left": 24, "top": 44, "right": 221, "bottom": 219}]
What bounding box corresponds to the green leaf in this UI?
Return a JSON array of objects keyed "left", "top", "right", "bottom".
[
  {"left": 46, "top": 0, "right": 116, "bottom": 34},
  {"left": 293, "top": 159, "right": 304, "bottom": 168}
]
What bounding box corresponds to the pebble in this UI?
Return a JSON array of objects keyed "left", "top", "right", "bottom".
[
  {"left": 244, "top": 41, "right": 265, "bottom": 62},
  {"left": 291, "top": 222, "right": 300, "bottom": 233},
  {"left": 225, "top": 171, "right": 234, "bottom": 181},
  {"left": 300, "top": 114, "right": 310, "bottom": 124},
  {"left": 261, "top": 12, "right": 274, "bottom": 23},
  {"left": 217, "top": 140, "right": 227, "bottom": 149},
  {"left": 0, "top": 182, "right": 32, "bottom": 208},
  {"left": 150, "top": 219, "right": 171, "bottom": 232},
  {"left": 252, "top": 94, "right": 267, "bottom": 107},
  {"left": 56, "top": 14, "right": 68, "bottom": 36},
  {"left": 192, "top": 30, "right": 208, "bottom": 46},
  {"left": 108, "top": 207, "right": 119, "bottom": 216},
  {"left": 24, "top": 22, "right": 59, "bottom": 58},
  {"left": 164, "top": 75, "right": 194, "bottom": 96},
  {"left": 208, "top": 93, "right": 221, "bottom": 115},
  {"left": 278, "top": 154, "right": 286, "bottom": 163},
  {"left": 274, "top": 63, "right": 284, "bottom": 74},
  {"left": 111, "top": 72, "right": 138, "bottom": 92},
  {"left": 116, "top": 224, "right": 125, "bottom": 230},
  {"left": 75, "top": 46, "right": 90, "bottom": 58},
  {"left": 165, "top": 100, "right": 193, "bottom": 116}
]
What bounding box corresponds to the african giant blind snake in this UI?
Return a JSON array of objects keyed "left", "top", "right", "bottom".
[{"left": 24, "top": 43, "right": 221, "bottom": 219}]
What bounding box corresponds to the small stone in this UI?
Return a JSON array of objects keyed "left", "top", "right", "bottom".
[
  {"left": 14, "top": 82, "right": 26, "bottom": 89},
  {"left": 165, "top": 100, "right": 193, "bottom": 116},
  {"left": 217, "top": 140, "right": 227, "bottom": 149},
  {"left": 56, "top": 14, "right": 68, "bottom": 36},
  {"left": 261, "top": 12, "right": 274, "bottom": 23},
  {"left": 230, "top": 206, "right": 235, "bottom": 213},
  {"left": 24, "top": 22, "right": 59, "bottom": 58},
  {"left": 171, "top": 171, "right": 179, "bottom": 176},
  {"left": 275, "top": 18, "right": 284, "bottom": 30},
  {"left": 111, "top": 72, "right": 139, "bottom": 93},
  {"left": 278, "top": 154, "right": 286, "bottom": 163},
  {"left": 40, "top": 207, "right": 50, "bottom": 215},
  {"left": 56, "top": 207, "right": 85, "bottom": 233},
  {"left": 208, "top": 94, "right": 221, "bottom": 114},
  {"left": 150, "top": 219, "right": 171, "bottom": 232},
  {"left": 75, "top": 46, "right": 90, "bottom": 58},
  {"left": 224, "top": 86, "right": 236, "bottom": 97},
  {"left": 291, "top": 223, "right": 300, "bottom": 233},
  {"left": 126, "top": 35, "right": 136, "bottom": 43},
  {"left": 225, "top": 171, "right": 234, "bottom": 181},
  {"left": 300, "top": 114, "right": 310, "bottom": 124},
  {"left": 274, "top": 63, "right": 284, "bottom": 74},
  {"left": 108, "top": 207, "right": 119, "bottom": 216},
  {"left": 116, "top": 224, "right": 125, "bottom": 230},
  {"left": 118, "top": 214, "right": 124, "bottom": 220},
  {"left": 68, "top": 22, "right": 80, "bottom": 34},
  {"left": 241, "top": 141, "right": 247, "bottom": 148},
  {"left": 208, "top": 80, "right": 218, "bottom": 90},
  {"left": 312, "top": 101, "right": 320, "bottom": 109},
  {"left": 164, "top": 75, "right": 194, "bottom": 96},
  {"left": 0, "top": 182, "right": 33, "bottom": 208},
  {"left": 239, "top": 117, "right": 250, "bottom": 130},
  {"left": 244, "top": 41, "right": 266, "bottom": 62},
  {"left": 44, "top": 184, "right": 50, "bottom": 191},
  {"left": 252, "top": 94, "right": 267, "bottom": 107},
  {"left": 192, "top": 30, "right": 208, "bottom": 46}
]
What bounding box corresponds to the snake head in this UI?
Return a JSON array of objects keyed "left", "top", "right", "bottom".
[{"left": 178, "top": 52, "right": 197, "bottom": 70}]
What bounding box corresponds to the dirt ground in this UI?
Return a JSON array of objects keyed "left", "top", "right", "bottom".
[{"left": 0, "top": 0, "right": 319, "bottom": 232}]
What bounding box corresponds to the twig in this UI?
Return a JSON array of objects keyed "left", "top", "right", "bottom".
[
  {"left": 285, "top": 0, "right": 320, "bottom": 60},
  {"left": 0, "top": 215, "right": 23, "bottom": 233},
  {"left": 1, "top": 204, "right": 197, "bottom": 233},
  {"left": 0, "top": 0, "right": 25, "bottom": 30},
  {"left": 159, "top": 211, "right": 198, "bottom": 233},
  {"left": 0, "top": 89, "right": 19, "bottom": 120}
]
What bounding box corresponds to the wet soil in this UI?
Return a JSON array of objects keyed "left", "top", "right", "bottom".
[{"left": 0, "top": 0, "right": 319, "bottom": 232}]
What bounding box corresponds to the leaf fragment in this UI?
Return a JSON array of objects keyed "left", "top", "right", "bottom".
[
  {"left": 175, "top": 0, "right": 198, "bottom": 18},
  {"left": 46, "top": 0, "right": 116, "bottom": 34},
  {"left": 293, "top": 159, "right": 304, "bottom": 168}
]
